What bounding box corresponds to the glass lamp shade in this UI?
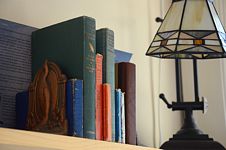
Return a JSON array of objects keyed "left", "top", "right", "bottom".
[{"left": 146, "top": 0, "right": 226, "bottom": 59}]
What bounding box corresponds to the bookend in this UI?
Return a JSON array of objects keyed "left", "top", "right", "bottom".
[{"left": 27, "top": 60, "right": 67, "bottom": 134}]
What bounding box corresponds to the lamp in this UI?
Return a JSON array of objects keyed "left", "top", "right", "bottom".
[{"left": 146, "top": 0, "right": 226, "bottom": 149}]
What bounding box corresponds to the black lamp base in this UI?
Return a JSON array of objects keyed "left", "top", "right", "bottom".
[{"left": 160, "top": 139, "right": 225, "bottom": 150}]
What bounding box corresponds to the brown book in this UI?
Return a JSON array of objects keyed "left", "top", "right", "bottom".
[
  {"left": 117, "top": 62, "right": 136, "bottom": 145},
  {"left": 95, "top": 54, "right": 103, "bottom": 140},
  {"left": 103, "top": 83, "right": 112, "bottom": 142}
]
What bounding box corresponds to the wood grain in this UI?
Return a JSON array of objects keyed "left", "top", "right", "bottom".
[{"left": 0, "top": 128, "right": 160, "bottom": 150}]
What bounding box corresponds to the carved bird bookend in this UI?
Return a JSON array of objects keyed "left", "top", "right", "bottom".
[{"left": 27, "top": 60, "right": 67, "bottom": 134}]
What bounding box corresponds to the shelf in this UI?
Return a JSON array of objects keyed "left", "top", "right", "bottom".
[{"left": 0, "top": 128, "right": 160, "bottom": 150}]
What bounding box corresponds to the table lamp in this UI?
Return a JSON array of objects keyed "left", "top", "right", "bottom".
[{"left": 146, "top": 0, "right": 226, "bottom": 149}]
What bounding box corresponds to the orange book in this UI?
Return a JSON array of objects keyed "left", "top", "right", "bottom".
[
  {"left": 103, "top": 83, "right": 112, "bottom": 141},
  {"left": 95, "top": 54, "right": 103, "bottom": 140}
]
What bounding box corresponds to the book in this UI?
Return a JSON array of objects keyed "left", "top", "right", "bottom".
[
  {"left": 96, "top": 28, "right": 115, "bottom": 141},
  {"left": 117, "top": 62, "right": 136, "bottom": 145},
  {"left": 0, "top": 19, "right": 37, "bottom": 128},
  {"left": 121, "top": 92, "right": 126, "bottom": 144},
  {"left": 31, "top": 16, "right": 96, "bottom": 139},
  {"left": 66, "top": 79, "right": 83, "bottom": 137},
  {"left": 15, "top": 91, "right": 29, "bottom": 130},
  {"left": 115, "top": 89, "right": 122, "bottom": 143},
  {"left": 103, "top": 83, "right": 112, "bottom": 142},
  {"left": 95, "top": 54, "right": 103, "bottom": 140},
  {"left": 114, "top": 49, "right": 132, "bottom": 63}
]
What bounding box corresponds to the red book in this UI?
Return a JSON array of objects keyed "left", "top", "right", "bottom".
[
  {"left": 103, "top": 83, "right": 112, "bottom": 141},
  {"left": 95, "top": 54, "right": 103, "bottom": 140},
  {"left": 117, "top": 62, "right": 136, "bottom": 145}
]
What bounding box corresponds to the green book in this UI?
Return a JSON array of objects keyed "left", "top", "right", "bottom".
[
  {"left": 32, "top": 16, "right": 96, "bottom": 139},
  {"left": 96, "top": 28, "right": 115, "bottom": 141}
]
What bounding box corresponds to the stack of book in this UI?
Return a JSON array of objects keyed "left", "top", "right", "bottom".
[{"left": 1, "top": 16, "right": 136, "bottom": 145}]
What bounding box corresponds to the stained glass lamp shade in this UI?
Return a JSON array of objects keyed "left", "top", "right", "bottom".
[{"left": 146, "top": 0, "right": 226, "bottom": 59}]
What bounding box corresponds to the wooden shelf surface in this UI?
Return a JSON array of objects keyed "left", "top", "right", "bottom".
[{"left": 0, "top": 128, "right": 160, "bottom": 150}]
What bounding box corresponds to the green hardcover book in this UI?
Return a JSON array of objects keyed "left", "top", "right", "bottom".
[
  {"left": 32, "top": 16, "right": 96, "bottom": 139},
  {"left": 96, "top": 28, "right": 115, "bottom": 141}
]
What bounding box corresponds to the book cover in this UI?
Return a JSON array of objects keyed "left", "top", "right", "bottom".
[
  {"left": 66, "top": 79, "right": 83, "bottom": 137},
  {"left": 121, "top": 92, "right": 126, "bottom": 144},
  {"left": 0, "top": 19, "right": 37, "bottom": 128},
  {"left": 32, "top": 16, "right": 96, "bottom": 139},
  {"left": 103, "top": 83, "right": 112, "bottom": 142},
  {"left": 114, "top": 49, "right": 132, "bottom": 63},
  {"left": 95, "top": 54, "right": 103, "bottom": 140},
  {"left": 115, "top": 89, "right": 122, "bottom": 143},
  {"left": 96, "top": 28, "right": 115, "bottom": 141},
  {"left": 15, "top": 91, "right": 29, "bottom": 130},
  {"left": 117, "top": 62, "right": 136, "bottom": 145}
]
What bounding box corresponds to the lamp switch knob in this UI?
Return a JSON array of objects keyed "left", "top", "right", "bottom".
[{"left": 202, "top": 97, "right": 208, "bottom": 114}]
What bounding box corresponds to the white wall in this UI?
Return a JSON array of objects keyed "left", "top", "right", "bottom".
[{"left": 0, "top": 0, "right": 182, "bottom": 148}]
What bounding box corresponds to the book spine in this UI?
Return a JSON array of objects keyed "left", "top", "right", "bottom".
[
  {"left": 115, "top": 89, "right": 122, "bottom": 143},
  {"left": 66, "top": 80, "right": 74, "bottom": 136},
  {"left": 118, "top": 62, "right": 136, "bottom": 145},
  {"left": 103, "top": 83, "right": 112, "bottom": 142},
  {"left": 95, "top": 54, "right": 103, "bottom": 140},
  {"left": 15, "top": 91, "right": 29, "bottom": 130},
  {"left": 121, "top": 92, "right": 126, "bottom": 144},
  {"left": 74, "top": 79, "right": 83, "bottom": 137},
  {"left": 83, "top": 17, "right": 96, "bottom": 139},
  {"left": 96, "top": 28, "right": 115, "bottom": 141}
]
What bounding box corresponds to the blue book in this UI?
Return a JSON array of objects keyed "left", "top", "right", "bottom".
[
  {"left": 15, "top": 91, "right": 29, "bottom": 130},
  {"left": 66, "top": 79, "right": 83, "bottom": 137},
  {"left": 114, "top": 49, "right": 132, "bottom": 63},
  {"left": 115, "top": 89, "right": 122, "bottom": 143}
]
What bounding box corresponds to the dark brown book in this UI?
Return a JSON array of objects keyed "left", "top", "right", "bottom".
[{"left": 117, "top": 62, "right": 136, "bottom": 145}]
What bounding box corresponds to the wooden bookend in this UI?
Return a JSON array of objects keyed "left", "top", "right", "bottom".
[{"left": 27, "top": 60, "right": 67, "bottom": 134}]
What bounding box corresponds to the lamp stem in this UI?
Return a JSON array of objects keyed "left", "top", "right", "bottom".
[
  {"left": 193, "top": 59, "right": 199, "bottom": 102},
  {"left": 175, "top": 59, "right": 183, "bottom": 102}
]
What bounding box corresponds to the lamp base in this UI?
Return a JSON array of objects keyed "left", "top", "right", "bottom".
[{"left": 160, "top": 139, "right": 226, "bottom": 150}]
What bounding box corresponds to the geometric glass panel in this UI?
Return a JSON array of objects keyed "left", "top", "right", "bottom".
[
  {"left": 208, "top": 0, "right": 225, "bottom": 33},
  {"left": 154, "top": 35, "right": 163, "bottom": 41},
  {"left": 160, "top": 40, "right": 168, "bottom": 46},
  {"left": 205, "top": 40, "right": 220, "bottom": 45},
  {"left": 151, "top": 41, "right": 161, "bottom": 47},
  {"left": 179, "top": 40, "right": 194, "bottom": 45},
  {"left": 194, "top": 39, "right": 204, "bottom": 45},
  {"left": 167, "top": 39, "right": 177, "bottom": 45},
  {"left": 179, "top": 32, "right": 195, "bottom": 39},
  {"left": 166, "top": 45, "right": 176, "bottom": 51},
  {"left": 182, "top": 0, "right": 215, "bottom": 30},
  {"left": 192, "top": 54, "right": 203, "bottom": 59},
  {"left": 184, "top": 31, "right": 213, "bottom": 39},
  {"left": 159, "top": 0, "right": 185, "bottom": 32},
  {"left": 170, "top": 32, "right": 179, "bottom": 39},
  {"left": 183, "top": 46, "right": 214, "bottom": 53},
  {"left": 159, "top": 31, "right": 176, "bottom": 39},
  {"left": 203, "top": 45, "right": 223, "bottom": 52},
  {"left": 203, "top": 33, "right": 218, "bottom": 39},
  {"left": 152, "top": 47, "right": 172, "bottom": 54},
  {"left": 177, "top": 45, "right": 194, "bottom": 51},
  {"left": 147, "top": 47, "right": 160, "bottom": 54}
]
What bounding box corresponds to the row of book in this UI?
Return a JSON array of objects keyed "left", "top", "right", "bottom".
[{"left": 0, "top": 16, "right": 136, "bottom": 145}]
